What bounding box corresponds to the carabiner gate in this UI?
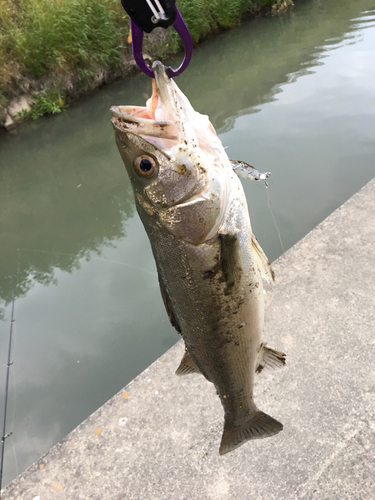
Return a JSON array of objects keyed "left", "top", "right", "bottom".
[{"left": 131, "top": 7, "right": 193, "bottom": 78}]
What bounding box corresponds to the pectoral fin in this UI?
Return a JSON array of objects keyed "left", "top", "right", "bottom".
[
  {"left": 219, "top": 233, "right": 242, "bottom": 295},
  {"left": 219, "top": 410, "right": 283, "bottom": 455},
  {"left": 176, "top": 348, "right": 201, "bottom": 376},
  {"left": 256, "top": 343, "right": 286, "bottom": 374},
  {"left": 251, "top": 234, "right": 275, "bottom": 283}
]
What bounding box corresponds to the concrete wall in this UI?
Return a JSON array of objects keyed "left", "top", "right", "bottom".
[{"left": 2, "top": 178, "right": 375, "bottom": 499}]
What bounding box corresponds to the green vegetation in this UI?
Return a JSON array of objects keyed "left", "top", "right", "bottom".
[
  {"left": 177, "top": 0, "right": 251, "bottom": 42},
  {"left": 10, "top": 0, "right": 126, "bottom": 78},
  {"left": 0, "top": 0, "right": 282, "bottom": 120},
  {"left": 17, "top": 88, "right": 65, "bottom": 120},
  {"left": 0, "top": 0, "right": 14, "bottom": 104},
  {"left": 0, "top": 0, "right": 127, "bottom": 108}
]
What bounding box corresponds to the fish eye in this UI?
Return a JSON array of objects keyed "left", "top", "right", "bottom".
[{"left": 134, "top": 155, "right": 157, "bottom": 179}]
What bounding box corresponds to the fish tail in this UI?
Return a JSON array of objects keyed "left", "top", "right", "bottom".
[{"left": 219, "top": 411, "right": 283, "bottom": 455}]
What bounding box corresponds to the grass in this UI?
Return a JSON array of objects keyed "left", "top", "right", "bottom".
[
  {"left": 0, "top": 0, "right": 15, "bottom": 104},
  {"left": 11, "top": 0, "right": 127, "bottom": 78},
  {"left": 0, "top": 0, "right": 128, "bottom": 107},
  {"left": 155, "top": 0, "right": 256, "bottom": 56},
  {"left": 17, "top": 89, "right": 65, "bottom": 120},
  {"left": 0, "top": 0, "right": 280, "bottom": 118}
]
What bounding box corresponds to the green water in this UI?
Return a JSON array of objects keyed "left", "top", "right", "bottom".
[{"left": 0, "top": 0, "right": 375, "bottom": 486}]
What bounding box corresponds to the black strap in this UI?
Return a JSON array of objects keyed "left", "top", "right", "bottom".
[{"left": 121, "top": 0, "right": 176, "bottom": 33}]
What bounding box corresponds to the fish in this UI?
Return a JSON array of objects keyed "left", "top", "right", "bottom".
[{"left": 111, "top": 61, "right": 285, "bottom": 455}]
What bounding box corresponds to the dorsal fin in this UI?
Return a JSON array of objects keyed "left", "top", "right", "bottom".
[{"left": 251, "top": 234, "right": 275, "bottom": 283}]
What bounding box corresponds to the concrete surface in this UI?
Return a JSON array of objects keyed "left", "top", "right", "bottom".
[{"left": 3, "top": 178, "right": 375, "bottom": 500}]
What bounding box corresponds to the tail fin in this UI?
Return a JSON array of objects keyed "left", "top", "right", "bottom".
[
  {"left": 219, "top": 411, "right": 283, "bottom": 455},
  {"left": 175, "top": 349, "right": 201, "bottom": 376}
]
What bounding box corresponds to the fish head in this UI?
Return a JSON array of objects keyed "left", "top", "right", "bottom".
[{"left": 111, "top": 61, "right": 231, "bottom": 244}]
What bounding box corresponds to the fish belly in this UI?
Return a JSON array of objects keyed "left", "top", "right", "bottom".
[
  {"left": 140, "top": 200, "right": 262, "bottom": 414},
  {"left": 137, "top": 191, "right": 283, "bottom": 454}
]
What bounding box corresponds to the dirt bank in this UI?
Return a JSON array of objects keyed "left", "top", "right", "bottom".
[{"left": 0, "top": 0, "right": 294, "bottom": 133}]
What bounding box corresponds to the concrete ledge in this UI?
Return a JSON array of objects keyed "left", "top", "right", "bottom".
[{"left": 3, "top": 179, "right": 375, "bottom": 499}]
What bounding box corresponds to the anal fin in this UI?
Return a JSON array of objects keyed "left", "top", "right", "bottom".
[
  {"left": 175, "top": 349, "right": 201, "bottom": 376},
  {"left": 219, "top": 411, "right": 283, "bottom": 455},
  {"left": 256, "top": 343, "right": 286, "bottom": 374}
]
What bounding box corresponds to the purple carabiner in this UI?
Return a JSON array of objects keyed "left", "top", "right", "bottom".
[{"left": 131, "top": 7, "right": 193, "bottom": 78}]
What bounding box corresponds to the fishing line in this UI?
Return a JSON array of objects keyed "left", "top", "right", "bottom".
[
  {"left": 18, "top": 247, "right": 157, "bottom": 277},
  {"left": 264, "top": 184, "right": 285, "bottom": 255},
  {"left": 0, "top": 250, "right": 19, "bottom": 493},
  {"left": 9, "top": 372, "right": 19, "bottom": 482}
]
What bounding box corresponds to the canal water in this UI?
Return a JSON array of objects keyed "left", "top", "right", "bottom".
[{"left": 0, "top": 0, "right": 374, "bottom": 486}]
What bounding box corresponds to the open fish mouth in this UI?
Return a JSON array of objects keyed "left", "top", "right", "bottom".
[
  {"left": 111, "top": 61, "right": 185, "bottom": 151},
  {"left": 111, "top": 60, "right": 228, "bottom": 163},
  {"left": 110, "top": 99, "right": 179, "bottom": 148}
]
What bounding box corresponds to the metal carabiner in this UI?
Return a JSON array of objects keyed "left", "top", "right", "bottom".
[{"left": 131, "top": 7, "right": 193, "bottom": 78}]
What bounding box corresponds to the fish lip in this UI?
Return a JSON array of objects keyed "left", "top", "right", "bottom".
[
  {"left": 152, "top": 60, "right": 172, "bottom": 99},
  {"left": 110, "top": 106, "right": 178, "bottom": 146},
  {"left": 110, "top": 105, "right": 140, "bottom": 124},
  {"left": 110, "top": 106, "right": 170, "bottom": 128}
]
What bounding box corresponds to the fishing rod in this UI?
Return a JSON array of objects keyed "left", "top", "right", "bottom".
[{"left": 0, "top": 252, "right": 19, "bottom": 494}]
